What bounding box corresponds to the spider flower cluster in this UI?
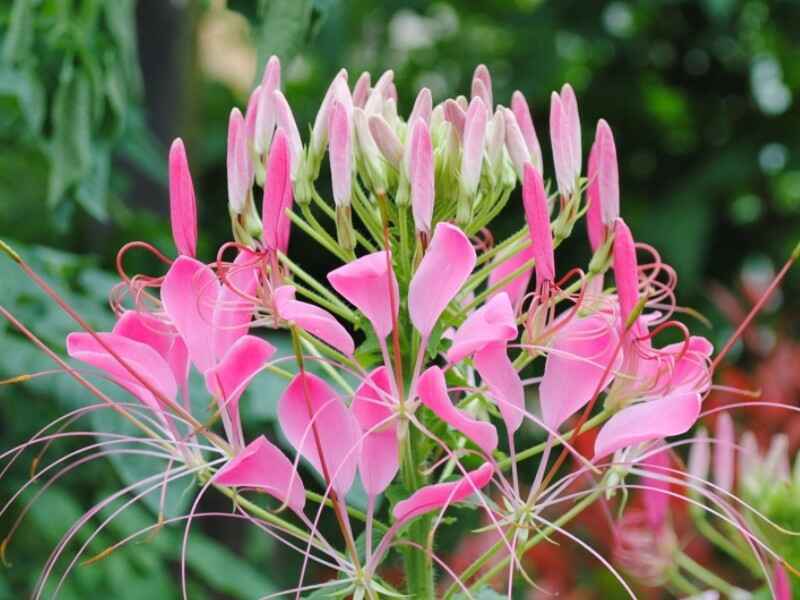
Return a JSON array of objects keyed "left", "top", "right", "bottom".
[{"left": 4, "top": 57, "right": 798, "bottom": 599}]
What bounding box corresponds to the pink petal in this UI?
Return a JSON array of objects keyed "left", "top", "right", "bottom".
[
  {"left": 688, "top": 427, "right": 710, "bottom": 483},
  {"left": 503, "top": 107, "right": 529, "bottom": 179},
  {"left": 329, "top": 99, "right": 352, "bottom": 207},
  {"left": 713, "top": 412, "right": 735, "bottom": 493},
  {"left": 594, "top": 391, "right": 702, "bottom": 459},
  {"left": 774, "top": 564, "right": 792, "bottom": 600},
  {"left": 244, "top": 85, "right": 261, "bottom": 143},
  {"left": 272, "top": 90, "right": 302, "bottom": 175},
  {"left": 278, "top": 372, "right": 360, "bottom": 495},
  {"left": 409, "top": 119, "right": 434, "bottom": 234},
  {"left": 212, "top": 249, "right": 260, "bottom": 360},
  {"left": 474, "top": 342, "right": 525, "bottom": 434},
  {"left": 368, "top": 114, "right": 403, "bottom": 167},
  {"left": 641, "top": 448, "right": 670, "bottom": 530},
  {"left": 161, "top": 256, "right": 221, "bottom": 373},
  {"left": 113, "top": 311, "right": 189, "bottom": 388},
  {"left": 67, "top": 332, "right": 176, "bottom": 414},
  {"left": 612, "top": 218, "right": 639, "bottom": 328},
  {"left": 549, "top": 92, "right": 571, "bottom": 196},
  {"left": 392, "top": 462, "right": 494, "bottom": 525},
  {"left": 168, "top": 139, "right": 197, "bottom": 257},
  {"left": 205, "top": 335, "right": 275, "bottom": 442},
  {"left": 471, "top": 64, "right": 493, "bottom": 109},
  {"left": 364, "top": 70, "right": 394, "bottom": 116},
  {"left": 311, "top": 70, "right": 349, "bottom": 157},
  {"left": 586, "top": 137, "right": 604, "bottom": 252},
  {"left": 486, "top": 108, "right": 506, "bottom": 171},
  {"left": 254, "top": 55, "right": 281, "bottom": 154},
  {"left": 560, "top": 83, "right": 582, "bottom": 181},
  {"left": 352, "top": 366, "right": 399, "bottom": 496},
  {"left": 213, "top": 435, "right": 306, "bottom": 514},
  {"left": 511, "top": 91, "right": 542, "bottom": 173},
  {"left": 592, "top": 119, "right": 619, "bottom": 226},
  {"left": 443, "top": 99, "right": 466, "bottom": 138},
  {"left": 273, "top": 286, "right": 355, "bottom": 356},
  {"left": 487, "top": 244, "right": 534, "bottom": 309},
  {"left": 523, "top": 163, "right": 555, "bottom": 284},
  {"left": 540, "top": 313, "right": 621, "bottom": 430},
  {"left": 262, "top": 129, "right": 294, "bottom": 253},
  {"left": 460, "top": 96, "right": 488, "bottom": 195},
  {"left": 408, "top": 222, "right": 476, "bottom": 337},
  {"left": 327, "top": 251, "right": 398, "bottom": 339},
  {"left": 226, "top": 108, "right": 251, "bottom": 214},
  {"left": 352, "top": 71, "right": 371, "bottom": 108},
  {"left": 408, "top": 87, "right": 432, "bottom": 126},
  {"left": 418, "top": 366, "right": 498, "bottom": 455},
  {"left": 448, "top": 293, "right": 516, "bottom": 363}
]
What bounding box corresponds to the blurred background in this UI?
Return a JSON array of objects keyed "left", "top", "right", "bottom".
[{"left": 1, "top": 0, "right": 799, "bottom": 597}]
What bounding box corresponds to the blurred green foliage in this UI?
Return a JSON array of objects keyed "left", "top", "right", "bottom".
[{"left": 1, "top": 0, "right": 800, "bottom": 597}]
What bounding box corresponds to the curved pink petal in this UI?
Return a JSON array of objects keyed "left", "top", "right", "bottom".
[
  {"left": 273, "top": 286, "right": 355, "bottom": 356},
  {"left": 713, "top": 412, "right": 735, "bottom": 493},
  {"left": 408, "top": 222, "right": 476, "bottom": 338},
  {"left": 212, "top": 249, "right": 260, "bottom": 361},
  {"left": 113, "top": 311, "right": 189, "bottom": 388},
  {"left": 161, "top": 256, "right": 221, "bottom": 373},
  {"left": 540, "top": 313, "right": 621, "bottom": 430},
  {"left": 488, "top": 244, "right": 534, "bottom": 309},
  {"left": 447, "top": 293, "right": 516, "bottom": 363},
  {"left": 641, "top": 448, "right": 670, "bottom": 530},
  {"left": 67, "top": 332, "right": 176, "bottom": 415},
  {"left": 409, "top": 119, "right": 434, "bottom": 235},
  {"left": 168, "top": 139, "right": 197, "bottom": 258},
  {"left": 352, "top": 366, "right": 398, "bottom": 496},
  {"left": 392, "top": 462, "right": 494, "bottom": 525},
  {"left": 612, "top": 218, "right": 639, "bottom": 328},
  {"left": 474, "top": 342, "right": 525, "bottom": 434},
  {"left": 205, "top": 335, "right": 275, "bottom": 442},
  {"left": 213, "top": 435, "right": 306, "bottom": 514},
  {"left": 418, "top": 366, "right": 497, "bottom": 455},
  {"left": 278, "top": 372, "right": 360, "bottom": 495},
  {"left": 327, "top": 251, "right": 398, "bottom": 339},
  {"left": 523, "top": 163, "right": 555, "bottom": 284},
  {"left": 262, "top": 129, "right": 293, "bottom": 253},
  {"left": 329, "top": 99, "right": 352, "bottom": 207},
  {"left": 594, "top": 391, "right": 702, "bottom": 459}
]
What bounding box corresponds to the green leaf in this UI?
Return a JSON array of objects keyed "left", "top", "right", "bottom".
[
  {"left": 254, "top": 0, "right": 313, "bottom": 77},
  {"left": 75, "top": 143, "right": 110, "bottom": 221},
  {"left": 2, "top": 0, "right": 36, "bottom": 64},
  {"left": 49, "top": 61, "right": 93, "bottom": 207}
]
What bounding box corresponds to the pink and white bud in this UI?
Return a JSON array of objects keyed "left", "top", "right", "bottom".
[
  {"left": 168, "top": 138, "right": 197, "bottom": 257},
  {"left": 430, "top": 103, "right": 445, "bottom": 131},
  {"left": 503, "top": 107, "right": 530, "bottom": 179},
  {"left": 588, "top": 119, "right": 620, "bottom": 233},
  {"left": 459, "top": 96, "right": 488, "bottom": 196},
  {"left": 364, "top": 70, "right": 394, "bottom": 116},
  {"left": 486, "top": 107, "right": 506, "bottom": 173},
  {"left": 353, "top": 107, "right": 387, "bottom": 192},
  {"left": 226, "top": 108, "right": 253, "bottom": 214},
  {"left": 409, "top": 119, "right": 434, "bottom": 235},
  {"left": 550, "top": 84, "right": 582, "bottom": 196},
  {"left": 586, "top": 142, "right": 604, "bottom": 251},
  {"left": 352, "top": 71, "right": 371, "bottom": 108},
  {"left": 272, "top": 90, "right": 303, "bottom": 177},
  {"left": 510, "top": 91, "right": 543, "bottom": 173},
  {"left": 523, "top": 163, "right": 555, "bottom": 284},
  {"left": 254, "top": 55, "right": 281, "bottom": 154},
  {"left": 310, "top": 70, "right": 349, "bottom": 161},
  {"left": 688, "top": 427, "right": 710, "bottom": 483},
  {"left": 368, "top": 114, "right": 403, "bottom": 168},
  {"left": 713, "top": 412, "right": 735, "bottom": 493},
  {"left": 408, "top": 87, "right": 432, "bottom": 128},
  {"left": 472, "top": 64, "right": 493, "bottom": 109},
  {"left": 244, "top": 85, "right": 261, "bottom": 144},
  {"left": 443, "top": 99, "right": 466, "bottom": 138},
  {"left": 329, "top": 99, "right": 353, "bottom": 207},
  {"left": 382, "top": 96, "right": 399, "bottom": 129}
]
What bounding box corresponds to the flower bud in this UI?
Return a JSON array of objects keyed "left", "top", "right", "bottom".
[
  {"left": 550, "top": 84, "right": 581, "bottom": 196},
  {"left": 486, "top": 107, "right": 506, "bottom": 184},
  {"left": 273, "top": 90, "right": 303, "bottom": 178},
  {"left": 471, "top": 64, "right": 493, "bottom": 109},
  {"left": 368, "top": 114, "right": 403, "bottom": 168},
  {"left": 364, "top": 69, "right": 394, "bottom": 116},
  {"left": 523, "top": 163, "right": 554, "bottom": 285},
  {"left": 227, "top": 108, "right": 250, "bottom": 214},
  {"left": 329, "top": 99, "right": 353, "bottom": 209},
  {"left": 408, "top": 87, "right": 432, "bottom": 128},
  {"left": 511, "top": 91, "right": 543, "bottom": 173},
  {"left": 713, "top": 412, "right": 735, "bottom": 493},
  {"left": 457, "top": 96, "right": 488, "bottom": 224},
  {"left": 254, "top": 55, "right": 281, "bottom": 155},
  {"left": 353, "top": 107, "right": 387, "bottom": 194},
  {"left": 309, "top": 70, "right": 349, "bottom": 172},
  {"left": 443, "top": 99, "right": 466, "bottom": 138},
  {"left": 168, "top": 138, "right": 197, "bottom": 257},
  {"left": 408, "top": 119, "right": 434, "bottom": 235},
  {"left": 352, "top": 71, "right": 370, "bottom": 108}
]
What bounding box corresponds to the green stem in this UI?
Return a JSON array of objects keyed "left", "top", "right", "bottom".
[
  {"left": 279, "top": 252, "right": 356, "bottom": 321},
  {"left": 675, "top": 551, "right": 739, "bottom": 596}
]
